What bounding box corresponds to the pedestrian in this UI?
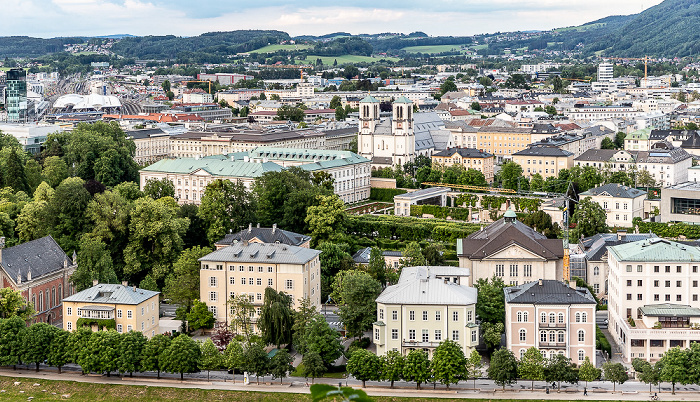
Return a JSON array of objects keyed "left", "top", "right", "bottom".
[{"left": 584, "top": 387, "right": 588, "bottom": 396}]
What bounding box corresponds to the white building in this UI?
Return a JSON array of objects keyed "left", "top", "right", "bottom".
[
  {"left": 578, "top": 184, "right": 647, "bottom": 228},
  {"left": 373, "top": 266, "right": 479, "bottom": 358},
  {"left": 598, "top": 63, "right": 614, "bottom": 82},
  {"left": 358, "top": 95, "right": 416, "bottom": 168}
]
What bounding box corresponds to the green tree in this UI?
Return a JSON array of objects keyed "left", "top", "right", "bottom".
[
  {"left": 259, "top": 287, "right": 294, "bottom": 348},
  {"left": 163, "top": 246, "right": 213, "bottom": 312},
  {"left": 242, "top": 342, "right": 269, "bottom": 384},
  {"left": 24, "top": 159, "right": 42, "bottom": 193},
  {"left": 123, "top": 196, "right": 189, "bottom": 286},
  {"left": 518, "top": 346, "right": 545, "bottom": 391},
  {"left": 78, "top": 330, "right": 121, "bottom": 375},
  {"left": 4, "top": 150, "right": 29, "bottom": 194},
  {"left": 330, "top": 96, "right": 343, "bottom": 110},
  {"left": 632, "top": 358, "right": 659, "bottom": 394},
  {"left": 161, "top": 334, "right": 202, "bottom": 380},
  {"left": 335, "top": 106, "right": 347, "bottom": 121},
  {"left": 431, "top": 339, "right": 467, "bottom": 389},
  {"left": 466, "top": 349, "right": 483, "bottom": 389},
  {"left": 380, "top": 350, "right": 405, "bottom": 388},
  {"left": 636, "top": 169, "right": 657, "bottom": 187},
  {"left": 72, "top": 234, "right": 117, "bottom": 291},
  {"left": 367, "top": 247, "right": 388, "bottom": 286},
  {"left": 47, "top": 329, "right": 70, "bottom": 373},
  {"left": 522, "top": 210, "right": 560, "bottom": 239},
  {"left": 470, "top": 101, "right": 482, "bottom": 111},
  {"left": 0, "top": 287, "right": 35, "bottom": 320},
  {"left": 161, "top": 80, "right": 171, "bottom": 92},
  {"left": 403, "top": 349, "right": 431, "bottom": 389},
  {"left": 198, "top": 179, "right": 256, "bottom": 245},
  {"left": 570, "top": 197, "right": 608, "bottom": 242},
  {"left": 319, "top": 242, "right": 354, "bottom": 299},
  {"left": 331, "top": 270, "right": 382, "bottom": 339},
  {"left": 45, "top": 177, "right": 92, "bottom": 252},
  {"left": 275, "top": 105, "right": 306, "bottom": 122},
  {"left": 488, "top": 348, "right": 518, "bottom": 390},
  {"left": 458, "top": 169, "right": 488, "bottom": 187},
  {"left": 614, "top": 132, "right": 626, "bottom": 149},
  {"left": 399, "top": 241, "right": 426, "bottom": 268},
  {"left": 304, "top": 314, "right": 343, "bottom": 367},
  {"left": 269, "top": 349, "right": 293, "bottom": 384},
  {"left": 543, "top": 354, "right": 577, "bottom": 392},
  {"left": 143, "top": 178, "right": 175, "bottom": 200},
  {"left": 439, "top": 79, "right": 458, "bottom": 96},
  {"left": 600, "top": 137, "right": 616, "bottom": 149},
  {"left": 305, "top": 195, "right": 347, "bottom": 247},
  {"left": 301, "top": 351, "right": 327, "bottom": 383},
  {"left": 199, "top": 338, "right": 223, "bottom": 381},
  {"left": 603, "top": 361, "right": 629, "bottom": 392},
  {"left": 658, "top": 347, "right": 688, "bottom": 394},
  {"left": 347, "top": 349, "right": 381, "bottom": 388},
  {"left": 119, "top": 331, "right": 146, "bottom": 376},
  {"left": 141, "top": 334, "right": 171, "bottom": 379},
  {"left": 482, "top": 322, "right": 504, "bottom": 350},
  {"left": 21, "top": 322, "right": 58, "bottom": 371},
  {"left": 224, "top": 339, "right": 244, "bottom": 382},
  {"left": 474, "top": 276, "right": 505, "bottom": 324},
  {"left": 292, "top": 297, "right": 318, "bottom": 353},
  {"left": 186, "top": 300, "right": 215, "bottom": 331},
  {"left": 66, "top": 327, "right": 93, "bottom": 372},
  {"left": 228, "top": 294, "right": 255, "bottom": 340},
  {"left": 499, "top": 161, "right": 524, "bottom": 191},
  {"left": 85, "top": 190, "right": 132, "bottom": 275},
  {"left": 579, "top": 356, "right": 601, "bottom": 388},
  {"left": 0, "top": 315, "right": 26, "bottom": 367}
]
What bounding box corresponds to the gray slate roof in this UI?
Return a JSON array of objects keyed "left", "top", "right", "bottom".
[
  {"left": 433, "top": 147, "right": 494, "bottom": 158},
  {"left": 513, "top": 146, "right": 574, "bottom": 158},
  {"left": 352, "top": 247, "right": 403, "bottom": 264},
  {"left": 63, "top": 283, "right": 159, "bottom": 305},
  {"left": 215, "top": 225, "right": 310, "bottom": 247},
  {"left": 579, "top": 183, "right": 647, "bottom": 199},
  {"left": 504, "top": 280, "right": 596, "bottom": 305},
  {"left": 376, "top": 266, "right": 476, "bottom": 305},
  {"left": 200, "top": 242, "right": 320, "bottom": 264},
  {"left": 0, "top": 235, "right": 72, "bottom": 285}
]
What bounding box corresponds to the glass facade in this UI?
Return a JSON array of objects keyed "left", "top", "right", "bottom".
[
  {"left": 6, "top": 69, "right": 27, "bottom": 123},
  {"left": 671, "top": 197, "right": 700, "bottom": 216}
]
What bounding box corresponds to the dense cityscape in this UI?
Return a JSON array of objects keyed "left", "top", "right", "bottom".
[{"left": 4, "top": 0, "right": 700, "bottom": 401}]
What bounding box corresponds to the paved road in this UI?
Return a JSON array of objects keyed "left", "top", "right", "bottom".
[{"left": 4, "top": 364, "right": 700, "bottom": 400}]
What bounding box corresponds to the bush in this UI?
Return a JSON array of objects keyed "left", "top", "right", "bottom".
[
  {"left": 345, "top": 337, "right": 371, "bottom": 359},
  {"left": 370, "top": 188, "right": 407, "bottom": 202},
  {"left": 633, "top": 217, "right": 700, "bottom": 239},
  {"left": 596, "top": 326, "right": 611, "bottom": 357},
  {"left": 347, "top": 215, "right": 481, "bottom": 243},
  {"left": 76, "top": 318, "right": 116, "bottom": 331},
  {"left": 410, "top": 205, "right": 471, "bottom": 221}
]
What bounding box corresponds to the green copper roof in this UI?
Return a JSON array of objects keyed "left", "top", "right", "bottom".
[
  {"left": 394, "top": 96, "right": 413, "bottom": 104},
  {"left": 359, "top": 95, "right": 379, "bottom": 103},
  {"left": 639, "top": 304, "right": 700, "bottom": 317},
  {"left": 608, "top": 238, "right": 700, "bottom": 262},
  {"left": 624, "top": 128, "right": 652, "bottom": 140},
  {"left": 504, "top": 209, "right": 517, "bottom": 218},
  {"left": 141, "top": 157, "right": 282, "bottom": 177}
]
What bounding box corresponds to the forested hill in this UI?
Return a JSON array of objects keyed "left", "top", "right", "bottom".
[{"left": 0, "top": 36, "right": 88, "bottom": 58}]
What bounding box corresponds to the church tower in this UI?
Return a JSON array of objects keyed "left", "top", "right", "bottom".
[
  {"left": 391, "top": 96, "right": 415, "bottom": 166},
  {"left": 358, "top": 95, "right": 380, "bottom": 160}
]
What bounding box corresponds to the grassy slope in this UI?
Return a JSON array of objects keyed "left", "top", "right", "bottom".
[
  {"left": 249, "top": 44, "right": 312, "bottom": 53},
  {"left": 401, "top": 44, "right": 470, "bottom": 54},
  {"left": 296, "top": 55, "right": 400, "bottom": 65}
]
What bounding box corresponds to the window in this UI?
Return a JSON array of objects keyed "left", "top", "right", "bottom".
[
  {"left": 391, "top": 329, "right": 398, "bottom": 339},
  {"left": 593, "top": 266, "right": 599, "bottom": 276},
  {"left": 517, "top": 312, "right": 523, "bottom": 322},
  {"left": 229, "top": 277, "right": 235, "bottom": 285},
  {"left": 374, "top": 328, "right": 379, "bottom": 341},
  {"left": 117, "top": 309, "right": 122, "bottom": 318},
  {"left": 435, "top": 311, "right": 441, "bottom": 321},
  {"left": 638, "top": 280, "right": 643, "bottom": 286},
  {"left": 67, "top": 321, "right": 72, "bottom": 331},
  {"left": 409, "top": 330, "right": 416, "bottom": 340},
  {"left": 409, "top": 311, "right": 415, "bottom": 321},
  {"left": 578, "top": 330, "right": 585, "bottom": 342},
  {"left": 471, "top": 330, "right": 477, "bottom": 343},
  {"left": 665, "top": 266, "right": 671, "bottom": 273},
  {"left": 541, "top": 312, "right": 547, "bottom": 323},
  {"left": 524, "top": 264, "right": 532, "bottom": 277},
  {"left": 495, "top": 264, "right": 504, "bottom": 277},
  {"left": 258, "top": 266, "right": 263, "bottom": 273},
  {"left": 467, "top": 310, "right": 473, "bottom": 322},
  {"left": 582, "top": 312, "right": 587, "bottom": 323},
  {"left": 392, "top": 310, "right": 398, "bottom": 320},
  {"left": 249, "top": 266, "right": 254, "bottom": 272},
  {"left": 677, "top": 266, "right": 682, "bottom": 273},
  {"left": 422, "top": 330, "right": 429, "bottom": 342},
  {"left": 285, "top": 280, "right": 293, "bottom": 290},
  {"left": 627, "top": 280, "right": 632, "bottom": 287},
  {"left": 117, "top": 324, "right": 122, "bottom": 333},
  {"left": 127, "top": 325, "right": 132, "bottom": 332},
  {"left": 549, "top": 332, "right": 556, "bottom": 342},
  {"left": 239, "top": 266, "right": 244, "bottom": 272},
  {"left": 141, "top": 307, "right": 145, "bottom": 316},
  {"left": 523, "top": 312, "right": 528, "bottom": 322},
  {"left": 627, "top": 294, "right": 632, "bottom": 300},
  {"left": 549, "top": 313, "right": 555, "bottom": 323},
  {"left": 654, "top": 266, "right": 660, "bottom": 273},
  {"left": 510, "top": 264, "right": 518, "bottom": 277},
  {"left": 637, "top": 265, "right": 643, "bottom": 273},
  {"left": 268, "top": 266, "right": 274, "bottom": 273},
  {"left": 540, "top": 331, "right": 547, "bottom": 342},
  {"left": 422, "top": 311, "right": 428, "bottom": 321},
  {"left": 654, "top": 294, "right": 660, "bottom": 301},
  {"left": 579, "top": 350, "right": 585, "bottom": 361},
  {"left": 435, "top": 330, "right": 442, "bottom": 341},
  {"left": 665, "top": 295, "right": 671, "bottom": 301},
  {"left": 141, "top": 322, "right": 145, "bottom": 331},
  {"left": 638, "top": 294, "right": 643, "bottom": 301},
  {"left": 665, "top": 280, "right": 671, "bottom": 288},
  {"left": 677, "top": 295, "right": 683, "bottom": 301},
  {"left": 519, "top": 329, "right": 526, "bottom": 342},
  {"left": 241, "top": 278, "right": 247, "bottom": 285},
  {"left": 677, "top": 281, "right": 682, "bottom": 288},
  {"left": 268, "top": 279, "right": 273, "bottom": 286},
  {"left": 558, "top": 313, "right": 564, "bottom": 323},
  {"left": 626, "top": 265, "right": 632, "bottom": 272},
  {"left": 452, "top": 330, "right": 459, "bottom": 341},
  {"left": 127, "top": 310, "right": 132, "bottom": 319},
  {"left": 256, "top": 278, "right": 262, "bottom": 286},
  {"left": 453, "top": 311, "right": 459, "bottom": 321},
  {"left": 594, "top": 284, "right": 600, "bottom": 294},
  {"left": 379, "top": 309, "right": 384, "bottom": 320},
  {"left": 209, "top": 292, "right": 217, "bottom": 302},
  {"left": 257, "top": 293, "right": 262, "bottom": 301},
  {"left": 67, "top": 307, "right": 72, "bottom": 316}
]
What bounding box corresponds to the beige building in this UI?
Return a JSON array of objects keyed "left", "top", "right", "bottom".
[
  {"left": 458, "top": 211, "right": 565, "bottom": 286},
  {"left": 214, "top": 224, "right": 311, "bottom": 250},
  {"left": 199, "top": 242, "right": 321, "bottom": 332},
  {"left": 127, "top": 128, "right": 174, "bottom": 165},
  {"left": 373, "top": 266, "right": 479, "bottom": 358},
  {"left": 430, "top": 147, "right": 495, "bottom": 183},
  {"left": 476, "top": 126, "right": 533, "bottom": 162},
  {"left": 608, "top": 239, "right": 700, "bottom": 362},
  {"left": 62, "top": 283, "right": 160, "bottom": 337},
  {"left": 512, "top": 146, "right": 574, "bottom": 179},
  {"left": 505, "top": 279, "right": 597, "bottom": 365},
  {"left": 578, "top": 184, "right": 647, "bottom": 228}
]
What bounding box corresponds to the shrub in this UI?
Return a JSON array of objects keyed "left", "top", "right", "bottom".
[{"left": 370, "top": 188, "right": 407, "bottom": 202}]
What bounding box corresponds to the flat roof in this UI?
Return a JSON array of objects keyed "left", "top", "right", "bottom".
[
  {"left": 665, "top": 182, "right": 700, "bottom": 192},
  {"left": 394, "top": 187, "right": 450, "bottom": 200}
]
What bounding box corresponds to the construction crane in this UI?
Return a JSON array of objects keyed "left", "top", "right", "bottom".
[
  {"left": 561, "top": 77, "right": 592, "bottom": 83},
  {"left": 605, "top": 56, "right": 651, "bottom": 80},
  {"left": 183, "top": 80, "right": 214, "bottom": 95}
]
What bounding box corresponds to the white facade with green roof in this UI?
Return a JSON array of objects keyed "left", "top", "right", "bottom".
[
  {"left": 607, "top": 238, "right": 700, "bottom": 363},
  {"left": 624, "top": 128, "right": 652, "bottom": 151}
]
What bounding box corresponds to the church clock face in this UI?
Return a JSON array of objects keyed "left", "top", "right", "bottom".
[
  {"left": 363, "top": 122, "right": 369, "bottom": 128},
  {"left": 397, "top": 123, "right": 402, "bottom": 129}
]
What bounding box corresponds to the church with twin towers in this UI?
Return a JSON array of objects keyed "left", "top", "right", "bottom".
[{"left": 357, "top": 95, "right": 417, "bottom": 169}]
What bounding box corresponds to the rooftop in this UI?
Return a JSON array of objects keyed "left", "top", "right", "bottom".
[
  {"left": 199, "top": 242, "right": 320, "bottom": 265},
  {"left": 639, "top": 304, "right": 700, "bottom": 317},
  {"left": 376, "top": 266, "right": 476, "bottom": 306},
  {"left": 579, "top": 183, "right": 647, "bottom": 199},
  {"left": 608, "top": 238, "right": 700, "bottom": 262},
  {"left": 504, "top": 280, "right": 596, "bottom": 305},
  {"left": 394, "top": 187, "right": 450, "bottom": 201},
  {"left": 215, "top": 224, "right": 310, "bottom": 248},
  {"left": 63, "top": 283, "right": 159, "bottom": 305}
]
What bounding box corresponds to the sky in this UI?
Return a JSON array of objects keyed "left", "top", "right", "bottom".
[{"left": 4, "top": 0, "right": 664, "bottom": 38}]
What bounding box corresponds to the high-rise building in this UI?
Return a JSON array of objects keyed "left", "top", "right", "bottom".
[
  {"left": 6, "top": 68, "right": 27, "bottom": 123},
  {"left": 597, "top": 63, "right": 614, "bottom": 82}
]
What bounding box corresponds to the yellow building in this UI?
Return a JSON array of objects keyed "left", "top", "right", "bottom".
[
  {"left": 512, "top": 146, "right": 574, "bottom": 179},
  {"left": 62, "top": 283, "right": 160, "bottom": 337},
  {"left": 477, "top": 126, "right": 533, "bottom": 162},
  {"left": 199, "top": 242, "right": 321, "bottom": 332},
  {"left": 430, "top": 147, "right": 495, "bottom": 183}
]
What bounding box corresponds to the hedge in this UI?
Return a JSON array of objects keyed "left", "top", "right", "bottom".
[
  {"left": 369, "top": 188, "right": 407, "bottom": 202},
  {"left": 633, "top": 217, "right": 700, "bottom": 239},
  {"left": 410, "top": 205, "right": 472, "bottom": 221},
  {"left": 596, "top": 326, "right": 612, "bottom": 357},
  {"left": 347, "top": 215, "right": 482, "bottom": 243},
  {"left": 76, "top": 318, "right": 117, "bottom": 331}
]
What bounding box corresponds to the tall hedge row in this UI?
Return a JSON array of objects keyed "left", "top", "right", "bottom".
[
  {"left": 346, "top": 215, "right": 482, "bottom": 242},
  {"left": 369, "top": 188, "right": 407, "bottom": 202}
]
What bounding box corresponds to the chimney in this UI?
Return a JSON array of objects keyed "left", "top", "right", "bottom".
[
  {"left": 617, "top": 231, "right": 627, "bottom": 241},
  {"left": 133, "top": 285, "right": 137, "bottom": 292},
  {"left": 257, "top": 223, "right": 260, "bottom": 228},
  {"left": 17, "top": 273, "right": 21, "bottom": 285},
  {"left": 27, "top": 270, "right": 31, "bottom": 281},
  {"left": 93, "top": 279, "right": 99, "bottom": 287},
  {"left": 569, "top": 280, "right": 576, "bottom": 289},
  {"left": 122, "top": 281, "right": 128, "bottom": 287},
  {"left": 272, "top": 223, "right": 277, "bottom": 234},
  {"left": 538, "top": 279, "right": 543, "bottom": 286},
  {"left": 248, "top": 223, "right": 252, "bottom": 233}
]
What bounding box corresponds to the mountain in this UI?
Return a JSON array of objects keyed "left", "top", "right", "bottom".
[{"left": 0, "top": 36, "right": 87, "bottom": 58}]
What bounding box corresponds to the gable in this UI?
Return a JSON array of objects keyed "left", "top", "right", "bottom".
[
  {"left": 483, "top": 243, "right": 547, "bottom": 261},
  {"left": 191, "top": 168, "right": 213, "bottom": 176}
]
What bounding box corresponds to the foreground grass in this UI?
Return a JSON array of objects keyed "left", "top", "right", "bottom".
[{"left": 0, "top": 376, "right": 597, "bottom": 402}]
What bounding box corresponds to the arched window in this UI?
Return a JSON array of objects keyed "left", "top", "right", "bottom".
[
  {"left": 540, "top": 331, "right": 547, "bottom": 342},
  {"left": 582, "top": 312, "right": 588, "bottom": 323},
  {"left": 575, "top": 312, "right": 581, "bottom": 323},
  {"left": 578, "top": 329, "right": 585, "bottom": 342},
  {"left": 523, "top": 312, "right": 529, "bottom": 322},
  {"left": 579, "top": 350, "right": 585, "bottom": 361},
  {"left": 519, "top": 329, "right": 526, "bottom": 342},
  {"left": 517, "top": 312, "right": 522, "bottom": 322},
  {"left": 549, "top": 331, "right": 555, "bottom": 342},
  {"left": 558, "top": 313, "right": 564, "bottom": 323},
  {"left": 549, "top": 313, "right": 555, "bottom": 323},
  {"left": 541, "top": 312, "right": 547, "bottom": 323},
  {"left": 558, "top": 331, "right": 565, "bottom": 343},
  {"left": 594, "top": 266, "right": 600, "bottom": 276},
  {"left": 550, "top": 351, "right": 556, "bottom": 359},
  {"left": 520, "top": 349, "right": 526, "bottom": 360}
]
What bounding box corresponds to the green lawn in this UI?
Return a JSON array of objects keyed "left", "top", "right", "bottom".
[
  {"left": 297, "top": 55, "right": 400, "bottom": 65},
  {"left": 249, "top": 44, "right": 312, "bottom": 54},
  {"left": 401, "top": 44, "right": 470, "bottom": 54}
]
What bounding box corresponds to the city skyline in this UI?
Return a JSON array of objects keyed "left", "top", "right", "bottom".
[{"left": 5, "top": 0, "right": 663, "bottom": 38}]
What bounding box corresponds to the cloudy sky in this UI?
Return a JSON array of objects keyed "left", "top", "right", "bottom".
[{"left": 5, "top": 0, "right": 663, "bottom": 38}]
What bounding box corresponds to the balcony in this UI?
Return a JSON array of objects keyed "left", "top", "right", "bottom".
[
  {"left": 539, "top": 322, "right": 567, "bottom": 329},
  {"left": 402, "top": 340, "right": 442, "bottom": 348},
  {"left": 539, "top": 342, "right": 567, "bottom": 348}
]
